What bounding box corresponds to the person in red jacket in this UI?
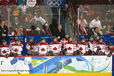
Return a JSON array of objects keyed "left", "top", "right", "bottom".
[
  {"left": 37, "top": 38, "right": 49, "bottom": 56},
  {"left": 0, "top": 40, "right": 10, "bottom": 56},
  {"left": 26, "top": 37, "right": 37, "bottom": 56},
  {"left": 78, "top": 37, "right": 89, "bottom": 55},
  {"left": 49, "top": 37, "right": 61, "bottom": 55}
]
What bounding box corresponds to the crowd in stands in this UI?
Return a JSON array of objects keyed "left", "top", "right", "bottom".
[{"left": 77, "top": 5, "right": 114, "bottom": 35}]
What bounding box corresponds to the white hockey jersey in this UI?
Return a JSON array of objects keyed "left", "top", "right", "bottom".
[
  {"left": 49, "top": 41, "right": 61, "bottom": 54},
  {"left": 26, "top": 42, "right": 37, "bottom": 52},
  {"left": 37, "top": 42, "right": 49, "bottom": 55},
  {"left": 88, "top": 41, "right": 97, "bottom": 52},
  {"left": 78, "top": 42, "right": 89, "bottom": 54},
  {"left": 64, "top": 41, "right": 77, "bottom": 55},
  {"left": 97, "top": 42, "right": 107, "bottom": 53},
  {"left": 61, "top": 38, "right": 68, "bottom": 45},
  {"left": 0, "top": 45, "right": 10, "bottom": 56},
  {"left": 11, "top": 44, "right": 23, "bottom": 55}
]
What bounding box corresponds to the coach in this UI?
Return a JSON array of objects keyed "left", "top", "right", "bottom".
[{"left": 0, "top": 20, "right": 8, "bottom": 45}]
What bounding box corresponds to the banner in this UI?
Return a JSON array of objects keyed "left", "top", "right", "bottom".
[
  {"left": 0, "top": 56, "right": 112, "bottom": 74},
  {"left": 44, "top": 0, "right": 65, "bottom": 8}
]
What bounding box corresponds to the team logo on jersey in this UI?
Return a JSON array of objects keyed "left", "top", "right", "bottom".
[{"left": 27, "top": 0, "right": 36, "bottom": 7}]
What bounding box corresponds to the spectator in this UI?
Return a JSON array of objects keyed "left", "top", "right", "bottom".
[
  {"left": 90, "top": 27, "right": 102, "bottom": 37},
  {"left": 40, "top": 29, "right": 46, "bottom": 36},
  {"left": 18, "top": 2, "right": 28, "bottom": 14},
  {"left": 33, "top": 11, "right": 48, "bottom": 30},
  {"left": 104, "top": 25, "right": 111, "bottom": 35},
  {"left": 12, "top": 6, "right": 20, "bottom": 17},
  {"left": 89, "top": 16, "right": 102, "bottom": 29},
  {"left": 32, "top": 19, "right": 42, "bottom": 30},
  {"left": 12, "top": 17, "right": 21, "bottom": 30},
  {"left": 14, "top": 26, "right": 27, "bottom": 36},
  {"left": 77, "top": 15, "right": 88, "bottom": 35},
  {"left": 23, "top": 12, "right": 33, "bottom": 29},
  {"left": 0, "top": 20, "right": 8, "bottom": 44},
  {"left": 27, "top": 25, "right": 40, "bottom": 36},
  {"left": 77, "top": 15, "right": 88, "bottom": 28}
]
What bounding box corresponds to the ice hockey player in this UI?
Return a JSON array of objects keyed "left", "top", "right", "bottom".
[
  {"left": 105, "top": 43, "right": 113, "bottom": 57},
  {"left": 96, "top": 38, "right": 107, "bottom": 55},
  {"left": 61, "top": 34, "right": 69, "bottom": 45},
  {"left": 37, "top": 38, "right": 49, "bottom": 56},
  {"left": 10, "top": 40, "right": 23, "bottom": 56},
  {"left": 88, "top": 36, "right": 97, "bottom": 55},
  {"left": 63, "top": 37, "right": 77, "bottom": 55},
  {"left": 10, "top": 36, "right": 22, "bottom": 46},
  {"left": 0, "top": 40, "right": 10, "bottom": 56},
  {"left": 49, "top": 37, "right": 61, "bottom": 55},
  {"left": 78, "top": 37, "right": 89, "bottom": 55},
  {"left": 26, "top": 37, "right": 37, "bottom": 55}
]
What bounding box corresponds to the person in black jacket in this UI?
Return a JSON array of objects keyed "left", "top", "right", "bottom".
[
  {"left": 89, "top": 27, "right": 101, "bottom": 37},
  {"left": 54, "top": 24, "right": 65, "bottom": 41},
  {"left": 0, "top": 20, "right": 8, "bottom": 45}
]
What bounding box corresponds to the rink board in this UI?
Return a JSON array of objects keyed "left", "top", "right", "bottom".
[{"left": 0, "top": 56, "right": 112, "bottom": 75}]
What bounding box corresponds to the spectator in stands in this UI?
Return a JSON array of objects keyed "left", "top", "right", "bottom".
[
  {"left": 14, "top": 26, "right": 27, "bottom": 36},
  {"left": 27, "top": 25, "right": 40, "bottom": 36},
  {"left": 104, "top": 25, "right": 111, "bottom": 35},
  {"left": 32, "top": 19, "right": 42, "bottom": 30},
  {"left": 12, "top": 6, "right": 20, "bottom": 17},
  {"left": 77, "top": 15, "right": 88, "bottom": 28},
  {"left": 79, "top": 5, "right": 87, "bottom": 16},
  {"left": 77, "top": 15, "right": 88, "bottom": 35},
  {"left": 54, "top": 24, "right": 65, "bottom": 41},
  {"left": 33, "top": 11, "right": 48, "bottom": 32},
  {"left": 0, "top": 20, "right": 8, "bottom": 45},
  {"left": 89, "top": 27, "right": 102, "bottom": 37},
  {"left": 40, "top": 29, "right": 46, "bottom": 36},
  {"left": 12, "top": 17, "right": 21, "bottom": 30},
  {"left": 18, "top": 1, "right": 28, "bottom": 15},
  {"left": 89, "top": 16, "right": 102, "bottom": 29}
]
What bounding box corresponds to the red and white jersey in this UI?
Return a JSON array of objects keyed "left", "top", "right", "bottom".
[
  {"left": 0, "top": 45, "right": 10, "bottom": 56},
  {"left": 10, "top": 40, "right": 21, "bottom": 46},
  {"left": 61, "top": 38, "right": 68, "bottom": 45},
  {"left": 78, "top": 42, "right": 89, "bottom": 54},
  {"left": 97, "top": 42, "right": 107, "bottom": 53},
  {"left": 105, "top": 46, "right": 111, "bottom": 55},
  {"left": 26, "top": 42, "right": 37, "bottom": 52},
  {"left": 11, "top": 44, "right": 23, "bottom": 55},
  {"left": 88, "top": 41, "right": 97, "bottom": 52},
  {"left": 112, "top": 46, "right": 114, "bottom": 55},
  {"left": 37, "top": 42, "right": 49, "bottom": 55},
  {"left": 64, "top": 41, "right": 77, "bottom": 54},
  {"left": 49, "top": 41, "right": 61, "bottom": 54}
]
